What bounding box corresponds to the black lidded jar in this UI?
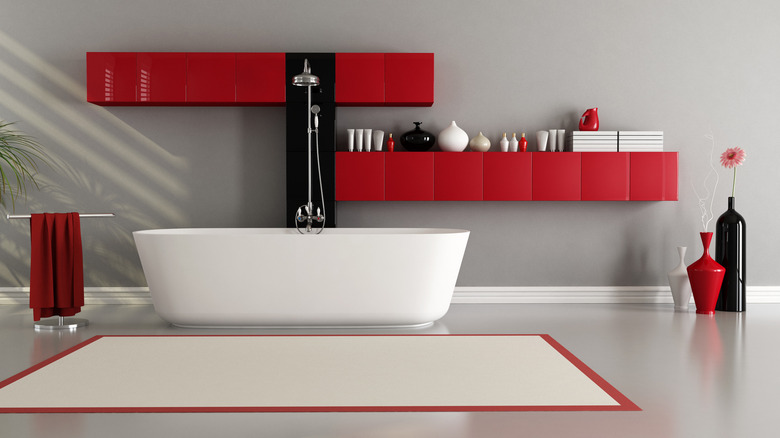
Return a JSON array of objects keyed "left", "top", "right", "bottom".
[{"left": 400, "top": 122, "right": 436, "bottom": 152}]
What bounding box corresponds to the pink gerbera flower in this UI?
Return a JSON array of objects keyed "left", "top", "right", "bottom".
[
  {"left": 720, "top": 147, "right": 746, "bottom": 169},
  {"left": 720, "top": 147, "right": 746, "bottom": 197}
]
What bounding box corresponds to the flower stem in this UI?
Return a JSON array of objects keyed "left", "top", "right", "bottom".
[{"left": 732, "top": 167, "right": 737, "bottom": 197}]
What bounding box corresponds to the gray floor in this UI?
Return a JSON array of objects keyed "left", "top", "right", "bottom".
[{"left": 0, "top": 302, "right": 776, "bottom": 437}]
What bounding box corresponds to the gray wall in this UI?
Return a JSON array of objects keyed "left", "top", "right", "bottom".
[{"left": 0, "top": 0, "right": 777, "bottom": 288}]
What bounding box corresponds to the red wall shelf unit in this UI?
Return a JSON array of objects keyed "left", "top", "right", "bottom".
[
  {"left": 335, "top": 152, "right": 678, "bottom": 202},
  {"left": 87, "top": 52, "right": 432, "bottom": 107}
]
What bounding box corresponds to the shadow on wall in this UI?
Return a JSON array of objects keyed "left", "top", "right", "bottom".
[{"left": 0, "top": 29, "right": 190, "bottom": 286}]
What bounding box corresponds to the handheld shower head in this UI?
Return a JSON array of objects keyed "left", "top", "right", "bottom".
[{"left": 292, "top": 59, "right": 320, "bottom": 87}]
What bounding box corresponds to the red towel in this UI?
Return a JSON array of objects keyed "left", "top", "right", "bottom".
[{"left": 29, "top": 213, "right": 84, "bottom": 321}]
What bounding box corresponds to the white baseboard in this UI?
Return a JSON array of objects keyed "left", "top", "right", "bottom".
[{"left": 2, "top": 286, "right": 780, "bottom": 305}]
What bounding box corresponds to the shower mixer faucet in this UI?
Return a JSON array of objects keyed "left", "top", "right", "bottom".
[{"left": 292, "top": 59, "right": 326, "bottom": 234}]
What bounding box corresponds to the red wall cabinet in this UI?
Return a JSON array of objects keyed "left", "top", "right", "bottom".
[
  {"left": 137, "top": 52, "right": 186, "bottom": 104},
  {"left": 335, "top": 53, "right": 385, "bottom": 106},
  {"left": 581, "top": 152, "right": 630, "bottom": 201},
  {"left": 335, "top": 152, "right": 384, "bottom": 201},
  {"left": 386, "top": 152, "right": 434, "bottom": 201},
  {"left": 385, "top": 53, "right": 434, "bottom": 107},
  {"left": 630, "top": 152, "right": 678, "bottom": 200},
  {"left": 483, "top": 153, "right": 532, "bottom": 200},
  {"left": 434, "top": 153, "right": 483, "bottom": 201},
  {"left": 236, "top": 53, "right": 286, "bottom": 105},
  {"left": 86, "top": 52, "right": 137, "bottom": 104},
  {"left": 186, "top": 53, "right": 236, "bottom": 103},
  {"left": 532, "top": 152, "right": 581, "bottom": 200}
]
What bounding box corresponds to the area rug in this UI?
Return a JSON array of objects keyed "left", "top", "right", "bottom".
[{"left": 0, "top": 334, "right": 639, "bottom": 413}]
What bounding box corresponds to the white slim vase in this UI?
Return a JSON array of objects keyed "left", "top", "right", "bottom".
[{"left": 668, "top": 246, "right": 692, "bottom": 311}]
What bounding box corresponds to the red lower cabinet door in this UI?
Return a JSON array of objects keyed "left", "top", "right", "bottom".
[
  {"left": 385, "top": 152, "right": 434, "bottom": 201},
  {"left": 630, "top": 152, "right": 678, "bottom": 200},
  {"left": 581, "top": 152, "right": 630, "bottom": 201},
  {"left": 335, "top": 152, "right": 384, "bottom": 201},
  {"left": 483, "top": 153, "right": 533, "bottom": 201},
  {"left": 532, "top": 153, "right": 581, "bottom": 200},
  {"left": 87, "top": 52, "right": 137, "bottom": 104},
  {"left": 187, "top": 53, "right": 236, "bottom": 103},
  {"left": 434, "top": 153, "right": 483, "bottom": 201},
  {"left": 137, "top": 53, "right": 186, "bottom": 104}
]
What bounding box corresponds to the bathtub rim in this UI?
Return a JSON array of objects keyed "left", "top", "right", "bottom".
[{"left": 133, "top": 227, "right": 470, "bottom": 236}]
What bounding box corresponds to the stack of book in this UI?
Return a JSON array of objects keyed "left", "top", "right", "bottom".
[
  {"left": 618, "top": 131, "right": 663, "bottom": 151},
  {"left": 570, "top": 131, "right": 618, "bottom": 152}
]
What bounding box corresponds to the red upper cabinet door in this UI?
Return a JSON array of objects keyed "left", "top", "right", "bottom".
[
  {"left": 335, "top": 53, "right": 385, "bottom": 106},
  {"left": 385, "top": 53, "right": 434, "bottom": 107},
  {"left": 532, "top": 153, "right": 581, "bottom": 200},
  {"left": 335, "top": 152, "right": 385, "bottom": 201},
  {"left": 87, "top": 52, "right": 137, "bottom": 105},
  {"left": 236, "top": 53, "right": 285, "bottom": 105},
  {"left": 386, "top": 152, "right": 434, "bottom": 201},
  {"left": 187, "top": 53, "right": 236, "bottom": 104},
  {"left": 630, "top": 152, "right": 678, "bottom": 200},
  {"left": 434, "top": 152, "right": 483, "bottom": 201},
  {"left": 581, "top": 152, "right": 630, "bottom": 201},
  {"left": 483, "top": 153, "right": 533, "bottom": 201},
  {"left": 137, "top": 53, "right": 186, "bottom": 104}
]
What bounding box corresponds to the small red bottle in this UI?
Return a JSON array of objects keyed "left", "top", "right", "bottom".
[
  {"left": 519, "top": 133, "right": 528, "bottom": 152},
  {"left": 387, "top": 133, "right": 395, "bottom": 152}
]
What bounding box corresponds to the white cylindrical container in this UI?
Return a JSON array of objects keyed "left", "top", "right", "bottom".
[
  {"left": 548, "top": 129, "right": 557, "bottom": 152},
  {"left": 557, "top": 129, "right": 566, "bottom": 152},
  {"left": 373, "top": 130, "right": 385, "bottom": 151},
  {"left": 364, "top": 129, "right": 373, "bottom": 152},
  {"left": 355, "top": 129, "right": 364, "bottom": 152},
  {"left": 347, "top": 129, "right": 355, "bottom": 152},
  {"left": 509, "top": 133, "right": 519, "bottom": 152},
  {"left": 536, "top": 131, "right": 549, "bottom": 152}
]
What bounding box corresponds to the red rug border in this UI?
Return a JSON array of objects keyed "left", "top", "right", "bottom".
[{"left": 0, "top": 334, "right": 641, "bottom": 414}]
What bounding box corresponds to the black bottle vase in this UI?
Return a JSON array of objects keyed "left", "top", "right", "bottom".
[{"left": 715, "top": 197, "right": 746, "bottom": 311}]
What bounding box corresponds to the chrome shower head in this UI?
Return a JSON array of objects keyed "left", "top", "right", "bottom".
[{"left": 292, "top": 59, "right": 320, "bottom": 87}]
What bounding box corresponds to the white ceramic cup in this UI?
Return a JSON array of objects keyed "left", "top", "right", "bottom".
[
  {"left": 347, "top": 129, "right": 355, "bottom": 152},
  {"left": 536, "top": 131, "right": 549, "bottom": 152},
  {"left": 372, "top": 130, "right": 384, "bottom": 151}
]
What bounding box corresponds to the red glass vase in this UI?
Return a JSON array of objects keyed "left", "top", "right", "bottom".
[{"left": 687, "top": 232, "right": 726, "bottom": 315}]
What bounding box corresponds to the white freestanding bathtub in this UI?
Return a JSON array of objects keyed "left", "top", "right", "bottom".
[{"left": 133, "top": 228, "right": 469, "bottom": 328}]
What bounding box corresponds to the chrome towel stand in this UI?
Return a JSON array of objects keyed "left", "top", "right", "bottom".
[{"left": 7, "top": 212, "right": 115, "bottom": 331}]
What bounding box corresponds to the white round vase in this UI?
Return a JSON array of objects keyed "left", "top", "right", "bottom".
[
  {"left": 468, "top": 132, "right": 491, "bottom": 152},
  {"left": 438, "top": 121, "right": 469, "bottom": 152}
]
